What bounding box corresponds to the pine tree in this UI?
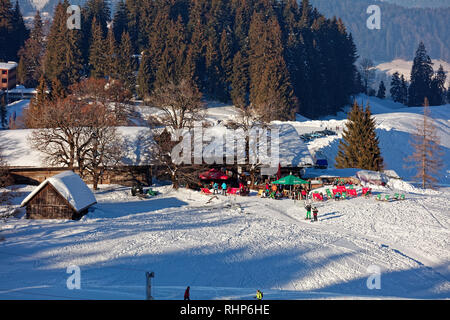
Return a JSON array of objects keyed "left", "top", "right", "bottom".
[
  {"left": 88, "top": 18, "right": 107, "bottom": 78},
  {"left": 25, "top": 75, "right": 48, "bottom": 128},
  {"left": 390, "top": 72, "right": 402, "bottom": 102},
  {"left": 0, "top": 0, "right": 14, "bottom": 61},
  {"left": 0, "top": 0, "right": 28, "bottom": 62},
  {"left": 248, "top": 12, "right": 297, "bottom": 121},
  {"left": 335, "top": 101, "right": 383, "bottom": 171},
  {"left": 429, "top": 65, "right": 447, "bottom": 106},
  {"left": 112, "top": 0, "right": 128, "bottom": 43},
  {"left": 406, "top": 98, "right": 443, "bottom": 189},
  {"left": 105, "top": 26, "right": 118, "bottom": 79},
  {"left": 400, "top": 74, "right": 408, "bottom": 105},
  {"left": 117, "top": 31, "right": 136, "bottom": 92},
  {"left": 377, "top": 81, "right": 386, "bottom": 99},
  {"left": 137, "top": 49, "right": 153, "bottom": 100},
  {"left": 230, "top": 50, "right": 249, "bottom": 109},
  {"left": 447, "top": 83, "right": 450, "bottom": 104},
  {"left": 44, "top": 1, "right": 83, "bottom": 90},
  {"left": 81, "top": 0, "right": 111, "bottom": 63},
  {"left": 408, "top": 42, "right": 434, "bottom": 107},
  {"left": 12, "top": 0, "right": 28, "bottom": 57},
  {"left": 218, "top": 29, "right": 233, "bottom": 101}
]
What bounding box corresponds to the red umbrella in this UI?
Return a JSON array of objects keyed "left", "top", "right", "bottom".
[
  {"left": 199, "top": 169, "right": 229, "bottom": 180},
  {"left": 276, "top": 163, "right": 281, "bottom": 180}
]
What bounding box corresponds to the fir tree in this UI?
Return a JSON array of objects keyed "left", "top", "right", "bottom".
[
  {"left": 429, "top": 65, "right": 447, "bottom": 106},
  {"left": 230, "top": 50, "right": 249, "bottom": 109},
  {"left": 105, "top": 26, "right": 118, "bottom": 79},
  {"left": 390, "top": 72, "right": 402, "bottom": 102},
  {"left": 112, "top": 0, "right": 128, "bottom": 43},
  {"left": 408, "top": 42, "right": 434, "bottom": 107},
  {"left": 0, "top": 0, "right": 28, "bottom": 62},
  {"left": 11, "top": 1, "right": 28, "bottom": 58},
  {"left": 117, "top": 31, "right": 136, "bottom": 92},
  {"left": 248, "top": 12, "right": 297, "bottom": 121},
  {"left": 335, "top": 101, "right": 383, "bottom": 171},
  {"left": 400, "top": 74, "right": 408, "bottom": 105},
  {"left": 218, "top": 29, "right": 233, "bottom": 101},
  {"left": 44, "top": 1, "right": 83, "bottom": 89},
  {"left": 137, "top": 50, "right": 153, "bottom": 100},
  {"left": 25, "top": 75, "right": 49, "bottom": 128},
  {"left": 81, "top": 0, "right": 111, "bottom": 63},
  {"left": 88, "top": 18, "right": 107, "bottom": 78},
  {"left": 377, "top": 81, "right": 386, "bottom": 99}
]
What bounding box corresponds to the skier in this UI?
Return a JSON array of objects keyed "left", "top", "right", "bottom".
[
  {"left": 305, "top": 203, "right": 312, "bottom": 220},
  {"left": 221, "top": 182, "right": 227, "bottom": 196},
  {"left": 312, "top": 207, "right": 318, "bottom": 222},
  {"left": 255, "top": 289, "right": 263, "bottom": 300},
  {"left": 184, "top": 286, "right": 190, "bottom": 300},
  {"left": 213, "top": 182, "right": 219, "bottom": 195}
]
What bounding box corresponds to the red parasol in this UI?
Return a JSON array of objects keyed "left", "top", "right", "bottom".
[{"left": 199, "top": 168, "right": 229, "bottom": 180}]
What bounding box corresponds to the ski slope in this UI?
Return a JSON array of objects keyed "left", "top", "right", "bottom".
[
  {"left": 0, "top": 95, "right": 449, "bottom": 300},
  {"left": 0, "top": 184, "right": 448, "bottom": 300}
]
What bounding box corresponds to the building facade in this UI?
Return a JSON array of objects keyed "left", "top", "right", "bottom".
[{"left": 0, "top": 62, "right": 18, "bottom": 91}]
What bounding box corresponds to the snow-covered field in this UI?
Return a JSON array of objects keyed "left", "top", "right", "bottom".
[
  {"left": 0, "top": 183, "right": 449, "bottom": 300},
  {"left": 1, "top": 95, "right": 449, "bottom": 300}
]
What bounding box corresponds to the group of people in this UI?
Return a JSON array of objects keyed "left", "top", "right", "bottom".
[
  {"left": 210, "top": 181, "right": 250, "bottom": 196},
  {"left": 212, "top": 182, "right": 228, "bottom": 195},
  {"left": 304, "top": 203, "right": 319, "bottom": 222},
  {"left": 261, "top": 183, "right": 283, "bottom": 199}
]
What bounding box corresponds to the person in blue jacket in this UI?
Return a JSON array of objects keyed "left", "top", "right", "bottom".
[
  {"left": 221, "top": 182, "right": 227, "bottom": 195},
  {"left": 213, "top": 182, "right": 219, "bottom": 194}
]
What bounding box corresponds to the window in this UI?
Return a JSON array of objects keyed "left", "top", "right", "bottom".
[
  {"left": 1, "top": 78, "right": 7, "bottom": 83},
  {"left": 1, "top": 70, "right": 6, "bottom": 75}
]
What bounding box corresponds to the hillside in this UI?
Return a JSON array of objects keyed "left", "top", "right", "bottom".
[
  {"left": 3, "top": 95, "right": 450, "bottom": 186},
  {"left": 311, "top": 0, "right": 450, "bottom": 62}
]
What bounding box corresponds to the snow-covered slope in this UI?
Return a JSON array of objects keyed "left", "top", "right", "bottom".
[
  {"left": 0, "top": 184, "right": 448, "bottom": 299},
  {"left": 375, "top": 59, "right": 450, "bottom": 80}
]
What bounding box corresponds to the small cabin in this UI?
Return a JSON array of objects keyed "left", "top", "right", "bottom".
[{"left": 21, "top": 171, "right": 97, "bottom": 220}]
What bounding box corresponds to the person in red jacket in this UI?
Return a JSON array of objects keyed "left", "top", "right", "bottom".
[{"left": 184, "top": 286, "right": 190, "bottom": 300}]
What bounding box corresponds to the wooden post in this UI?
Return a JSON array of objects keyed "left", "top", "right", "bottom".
[{"left": 146, "top": 272, "right": 155, "bottom": 300}]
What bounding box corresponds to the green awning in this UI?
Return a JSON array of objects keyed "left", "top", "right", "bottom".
[{"left": 271, "top": 175, "right": 309, "bottom": 185}]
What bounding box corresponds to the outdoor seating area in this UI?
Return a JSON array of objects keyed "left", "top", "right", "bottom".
[{"left": 376, "top": 193, "right": 406, "bottom": 202}]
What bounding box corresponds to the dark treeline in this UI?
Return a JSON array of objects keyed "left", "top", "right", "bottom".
[
  {"left": 0, "top": 0, "right": 28, "bottom": 62},
  {"left": 311, "top": 0, "right": 450, "bottom": 62},
  {"left": 5, "top": 0, "right": 361, "bottom": 120},
  {"left": 116, "top": 0, "right": 359, "bottom": 119}
]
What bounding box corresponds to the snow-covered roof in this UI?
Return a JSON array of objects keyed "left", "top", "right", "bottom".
[
  {"left": 301, "top": 168, "right": 360, "bottom": 179},
  {"left": 0, "top": 62, "right": 18, "bottom": 70},
  {"left": 21, "top": 171, "right": 97, "bottom": 212}
]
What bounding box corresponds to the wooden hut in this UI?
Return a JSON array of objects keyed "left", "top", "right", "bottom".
[{"left": 21, "top": 171, "right": 97, "bottom": 220}]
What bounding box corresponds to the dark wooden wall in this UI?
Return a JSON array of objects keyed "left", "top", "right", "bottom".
[
  {"left": 9, "top": 166, "right": 152, "bottom": 186},
  {"left": 25, "top": 183, "right": 83, "bottom": 220}
]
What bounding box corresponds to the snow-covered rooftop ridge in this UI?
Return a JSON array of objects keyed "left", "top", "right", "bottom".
[
  {"left": 21, "top": 171, "right": 97, "bottom": 212},
  {"left": 0, "top": 62, "right": 18, "bottom": 70}
]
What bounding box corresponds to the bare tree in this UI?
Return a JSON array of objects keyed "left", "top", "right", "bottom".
[
  {"left": 30, "top": 97, "right": 92, "bottom": 169},
  {"left": 83, "top": 106, "right": 124, "bottom": 190},
  {"left": 147, "top": 79, "right": 206, "bottom": 130},
  {"left": 405, "top": 98, "right": 443, "bottom": 189},
  {"left": 30, "top": 78, "right": 127, "bottom": 188},
  {"left": 146, "top": 79, "right": 208, "bottom": 189},
  {"left": 226, "top": 106, "right": 268, "bottom": 186},
  {"left": 359, "top": 58, "right": 376, "bottom": 95}
]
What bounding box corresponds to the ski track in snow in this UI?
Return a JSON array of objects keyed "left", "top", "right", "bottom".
[{"left": 1, "top": 184, "right": 449, "bottom": 300}]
